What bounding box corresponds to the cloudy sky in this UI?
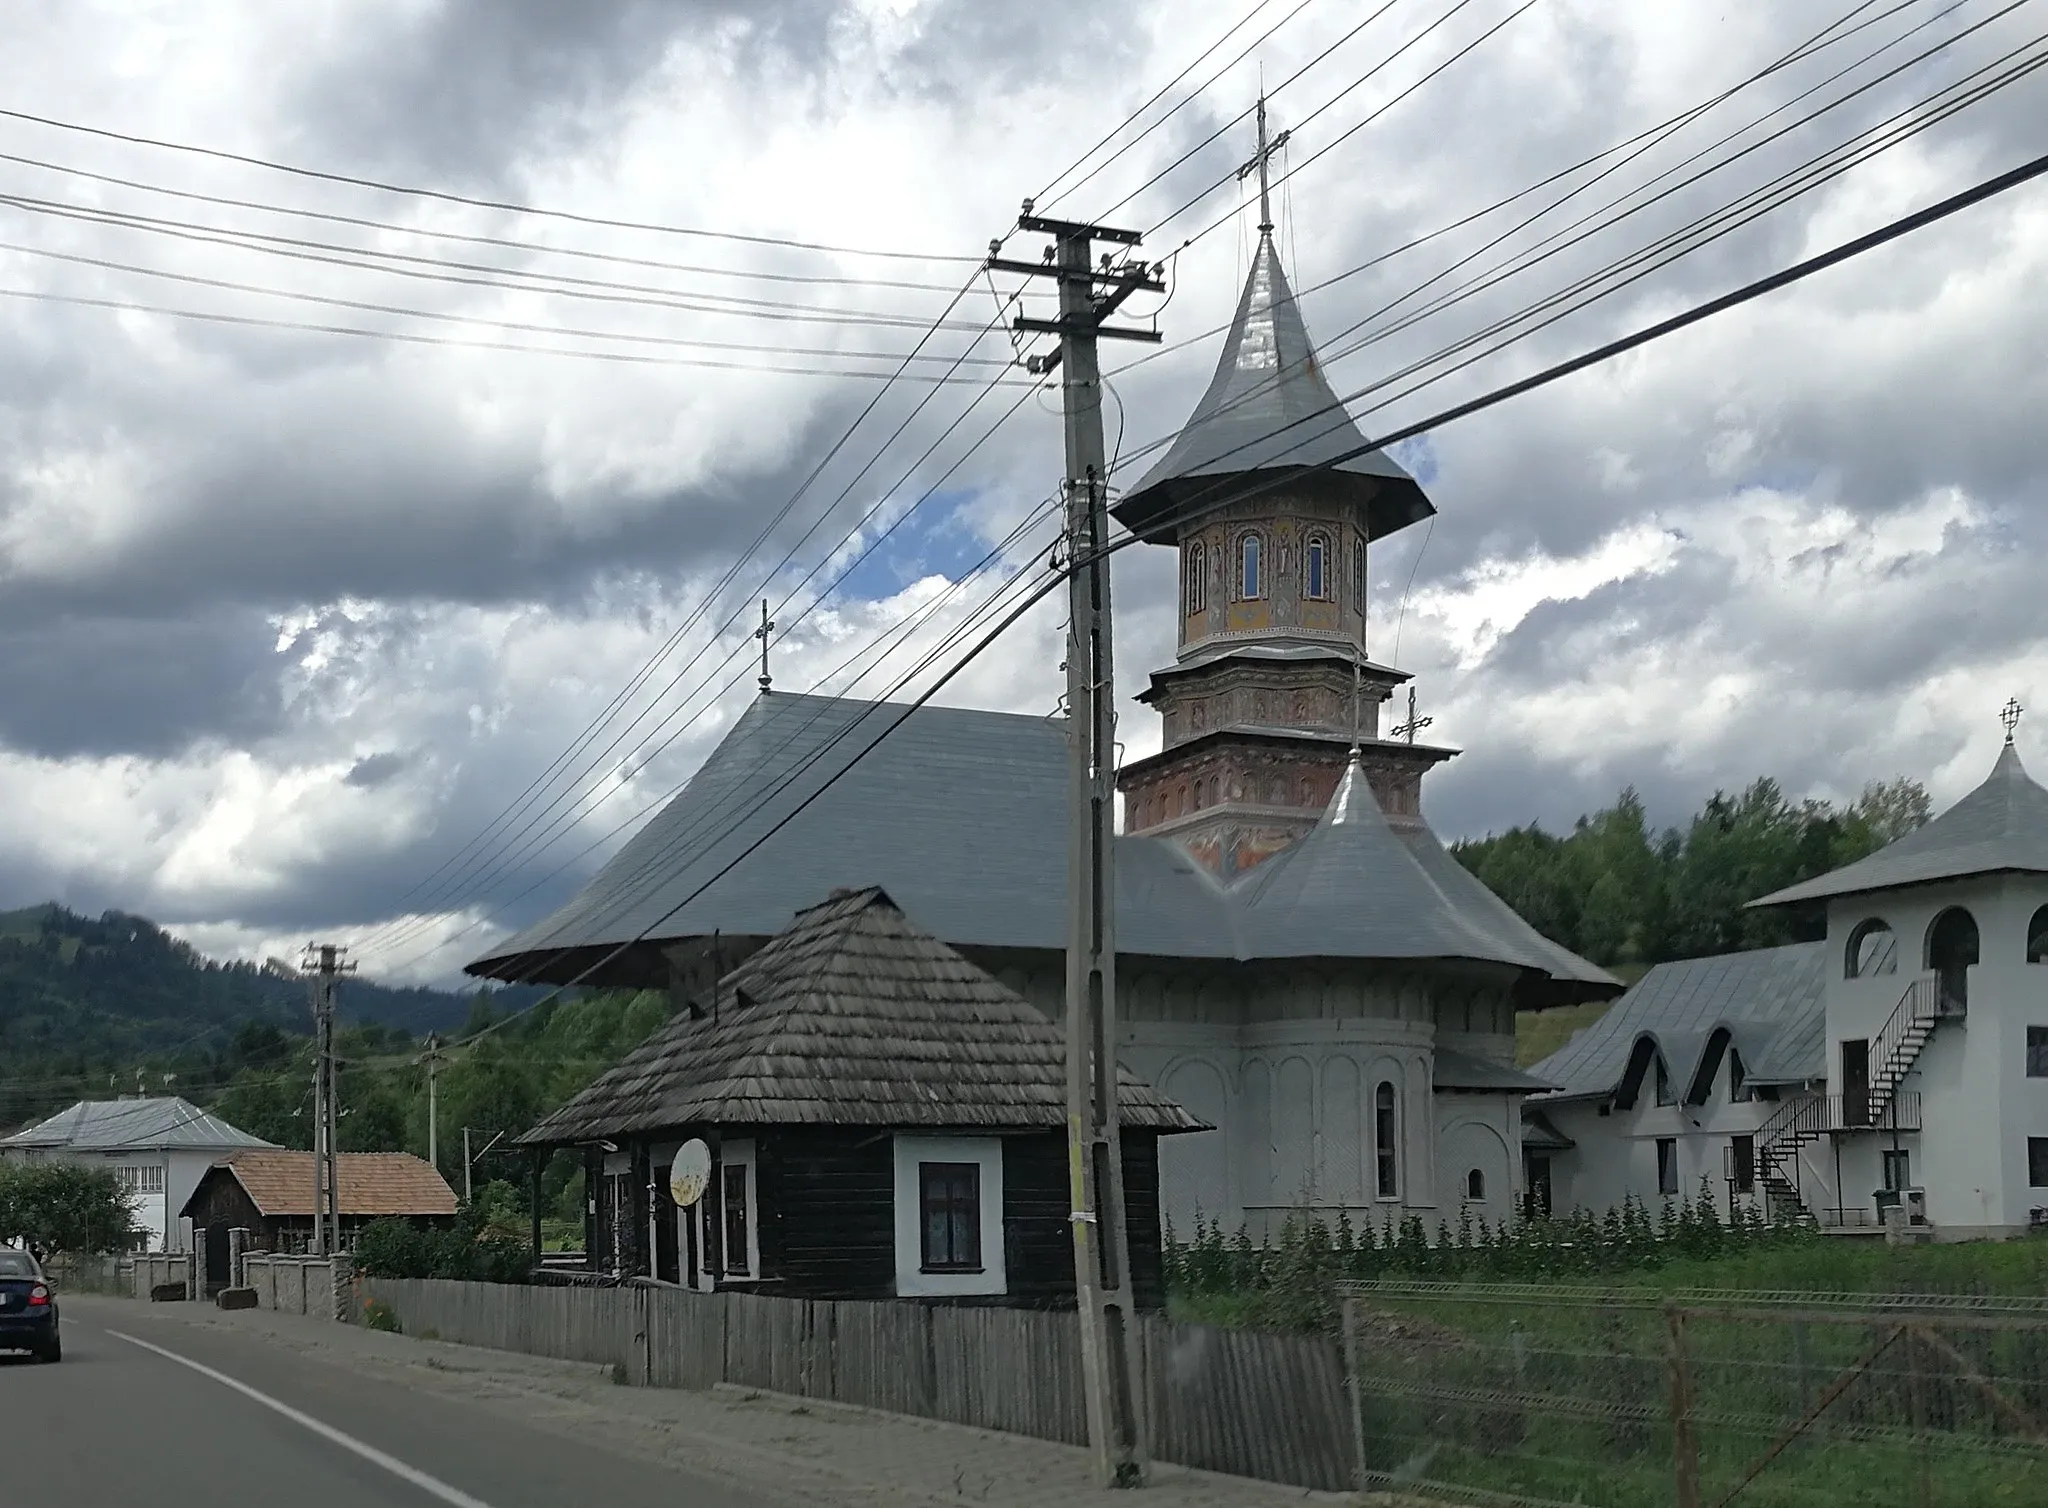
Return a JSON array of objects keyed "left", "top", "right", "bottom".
[{"left": 2, "top": 0, "right": 2044, "bottom": 984}]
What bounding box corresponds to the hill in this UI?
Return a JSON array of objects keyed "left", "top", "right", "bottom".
[{"left": 0, "top": 902, "right": 532, "bottom": 1123}]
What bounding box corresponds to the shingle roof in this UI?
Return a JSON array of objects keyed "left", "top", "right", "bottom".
[
  {"left": 517, "top": 888, "right": 1203, "bottom": 1146},
  {"left": 185, "top": 1151, "right": 457, "bottom": 1219},
  {"left": 1753, "top": 741, "right": 2048, "bottom": 906},
  {"left": 0, "top": 1097, "right": 273, "bottom": 1152},
  {"left": 469, "top": 694, "right": 1615, "bottom": 1004},
  {"left": 1528, "top": 942, "right": 1828, "bottom": 1103},
  {"left": 1111, "top": 236, "right": 1435, "bottom": 546}
]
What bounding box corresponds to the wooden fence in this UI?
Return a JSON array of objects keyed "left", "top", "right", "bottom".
[{"left": 357, "top": 1278, "right": 1354, "bottom": 1491}]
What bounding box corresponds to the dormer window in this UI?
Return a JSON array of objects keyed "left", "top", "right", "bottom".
[
  {"left": 1304, "top": 533, "right": 1330, "bottom": 600},
  {"left": 1653, "top": 1055, "right": 1675, "bottom": 1107},
  {"left": 1238, "top": 532, "right": 1264, "bottom": 600}
]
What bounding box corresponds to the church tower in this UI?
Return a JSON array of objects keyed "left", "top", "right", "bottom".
[{"left": 1114, "top": 100, "right": 1453, "bottom": 875}]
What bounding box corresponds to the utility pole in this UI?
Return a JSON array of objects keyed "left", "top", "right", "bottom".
[
  {"left": 421, "top": 1033, "right": 441, "bottom": 1171},
  {"left": 303, "top": 942, "right": 353, "bottom": 1256},
  {"left": 991, "top": 206, "right": 1163, "bottom": 1488},
  {"left": 463, "top": 1126, "right": 473, "bottom": 1204}
]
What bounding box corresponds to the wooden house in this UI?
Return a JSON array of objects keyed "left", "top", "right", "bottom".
[
  {"left": 516, "top": 887, "right": 1203, "bottom": 1308},
  {"left": 181, "top": 1150, "right": 458, "bottom": 1288}
]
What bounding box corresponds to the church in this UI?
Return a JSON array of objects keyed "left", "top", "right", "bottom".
[{"left": 470, "top": 136, "right": 1618, "bottom": 1241}]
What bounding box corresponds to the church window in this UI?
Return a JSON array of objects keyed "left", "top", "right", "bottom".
[
  {"left": 1238, "top": 533, "right": 1264, "bottom": 600},
  {"left": 1465, "top": 1168, "right": 1485, "bottom": 1202},
  {"left": 2028, "top": 905, "right": 2048, "bottom": 964},
  {"left": 1374, "top": 1081, "right": 1399, "bottom": 1198},
  {"left": 1846, "top": 918, "right": 1897, "bottom": 978},
  {"left": 1352, "top": 536, "right": 1367, "bottom": 615},
  {"left": 1304, "top": 533, "right": 1330, "bottom": 600},
  {"left": 1185, "top": 542, "right": 1207, "bottom": 616}
]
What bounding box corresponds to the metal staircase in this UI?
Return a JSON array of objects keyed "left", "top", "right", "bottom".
[{"left": 1754, "top": 972, "right": 1953, "bottom": 1223}]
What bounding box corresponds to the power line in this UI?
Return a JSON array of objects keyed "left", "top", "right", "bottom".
[
  {"left": 0, "top": 148, "right": 964, "bottom": 291},
  {"left": 0, "top": 105, "right": 982, "bottom": 264},
  {"left": 0, "top": 235, "right": 1015, "bottom": 366}
]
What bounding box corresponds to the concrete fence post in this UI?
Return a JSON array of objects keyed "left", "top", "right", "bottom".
[
  {"left": 228, "top": 1228, "right": 248, "bottom": 1290},
  {"left": 330, "top": 1255, "right": 354, "bottom": 1323}
]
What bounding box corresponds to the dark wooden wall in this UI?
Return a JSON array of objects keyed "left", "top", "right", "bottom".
[
  {"left": 1002, "top": 1132, "right": 1167, "bottom": 1312},
  {"left": 758, "top": 1128, "right": 896, "bottom": 1300}
]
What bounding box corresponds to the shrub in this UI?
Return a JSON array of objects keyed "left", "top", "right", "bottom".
[{"left": 362, "top": 1298, "right": 401, "bottom": 1333}]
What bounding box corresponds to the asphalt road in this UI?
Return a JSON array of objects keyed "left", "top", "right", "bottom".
[{"left": 1, "top": 1296, "right": 786, "bottom": 1508}]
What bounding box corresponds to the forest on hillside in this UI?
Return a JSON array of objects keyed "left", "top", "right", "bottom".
[{"left": 1452, "top": 775, "right": 1932, "bottom": 969}]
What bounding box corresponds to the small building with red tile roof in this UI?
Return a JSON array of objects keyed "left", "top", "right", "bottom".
[{"left": 180, "top": 1150, "right": 458, "bottom": 1282}]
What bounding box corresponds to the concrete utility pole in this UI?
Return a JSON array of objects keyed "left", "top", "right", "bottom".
[
  {"left": 991, "top": 207, "right": 1163, "bottom": 1488},
  {"left": 463, "top": 1126, "right": 473, "bottom": 1204},
  {"left": 303, "top": 942, "right": 352, "bottom": 1256},
  {"left": 421, "top": 1032, "right": 441, "bottom": 1170}
]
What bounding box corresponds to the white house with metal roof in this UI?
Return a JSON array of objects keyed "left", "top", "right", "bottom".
[
  {"left": 0, "top": 1096, "right": 273, "bottom": 1252},
  {"left": 1529, "top": 726, "right": 2048, "bottom": 1239},
  {"left": 468, "top": 127, "right": 1617, "bottom": 1244}
]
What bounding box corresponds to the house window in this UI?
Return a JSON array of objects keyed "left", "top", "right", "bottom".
[
  {"left": 1374, "top": 1082, "right": 1399, "bottom": 1198},
  {"left": 1656, "top": 1138, "right": 1678, "bottom": 1197},
  {"left": 892, "top": 1136, "right": 1005, "bottom": 1297},
  {"left": 1727, "top": 1135, "right": 1755, "bottom": 1195},
  {"left": 1464, "top": 1168, "right": 1485, "bottom": 1202},
  {"left": 2029, "top": 905, "right": 2048, "bottom": 964},
  {"left": 2030, "top": 1139, "right": 2048, "bottom": 1189},
  {"left": 1352, "top": 536, "right": 1367, "bottom": 615},
  {"left": 918, "top": 1163, "right": 982, "bottom": 1273},
  {"left": 1304, "top": 533, "right": 1329, "bottom": 600},
  {"left": 1185, "top": 542, "right": 1207, "bottom": 616},
  {"left": 1653, "top": 1056, "right": 1675, "bottom": 1107},
  {"left": 1883, "top": 1148, "right": 1912, "bottom": 1193},
  {"left": 718, "top": 1140, "right": 758, "bottom": 1280},
  {"left": 2029, "top": 1027, "right": 2048, "bottom": 1078},
  {"left": 1238, "top": 533, "right": 1263, "bottom": 600},
  {"left": 1846, "top": 918, "right": 1897, "bottom": 978}
]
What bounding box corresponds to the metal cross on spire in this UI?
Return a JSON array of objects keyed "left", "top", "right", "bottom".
[
  {"left": 1392, "top": 686, "right": 1432, "bottom": 745},
  {"left": 2002, "top": 696, "right": 2024, "bottom": 744},
  {"left": 1235, "top": 94, "right": 1290, "bottom": 238},
  {"left": 754, "top": 600, "right": 775, "bottom": 693}
]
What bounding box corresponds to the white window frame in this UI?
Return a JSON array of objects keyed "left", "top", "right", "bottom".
[
  {"left": 892, "top": 1135, "right": 1005, "bottom": 1298},
  {"left": 718, "top": 1138, "right": 761, "bottom": 1282}
]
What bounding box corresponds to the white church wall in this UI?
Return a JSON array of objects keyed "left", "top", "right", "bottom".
[{"left": 1434, "top": 1099, "right": 1516, "bottom": 1225}]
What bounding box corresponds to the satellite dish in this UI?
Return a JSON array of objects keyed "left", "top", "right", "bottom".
[{"left": 669, "top": 1140, "right": 712, "bottom": 1207}]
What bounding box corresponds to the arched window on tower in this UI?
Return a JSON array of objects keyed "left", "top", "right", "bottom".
[
  {"left": 1846, "top": 918, "right": 1897, "bottom": 978},
  {"left": 1352, "top": 536, "right": 1367, "bottom": 615},
  {"left": 1185, "top": 541, "right": 1207, "bottom": 616},
  {"left": 1238, "top": 532, "right": 1264, "bottom": 600},
  {"left": 1304, "top": 532, "right": 1329, "bottom": 600},
  {"left": 2027, "top": 904, "right": 2048, "bottom": 964},
  {"left": 1374, "top": 1081, "right": 1399, "bottom": 1198}
]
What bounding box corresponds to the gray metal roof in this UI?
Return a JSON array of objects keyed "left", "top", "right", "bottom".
[
  {"left": 518, "top": 888, "right": 1202, "bottom": 1146},
  {"left": 1112, "top": 236, "right": 1435, "bottom": 546},
  {"left": 1433, "top": 1045, "right": 1556, "bottom": 1093},
  {"left": 0, "top": 1096, "right": 274, "bottom": 1152},
  {"left": 1528, "top": 942, "right": 1828, "bottom": 1103},
  {"left": 1522, "top": 1109, "right": 1574, "bottom": 1150},
  {"left": 1754, "top": 741, "right": 2048, "bottom": 906},
  {"left": 471, "top": 695, "right": 1616, "bottom": 1003}
]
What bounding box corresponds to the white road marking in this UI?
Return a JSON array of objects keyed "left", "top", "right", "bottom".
[{"left": 107, "top": 1329, "right": 499, "bottom": 1508}]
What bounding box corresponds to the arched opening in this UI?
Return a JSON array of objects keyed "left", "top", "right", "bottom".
[
  {"left": 1926, "top": 906, "right": 1980, "bottom": 1013},
  {"left": 1185, "top": 542, "right": 1207, "bottom": 616},
  {"left": 1845, "top": 918, "right": 1898, "bottom": 978},
  {"left": 1352, "top": 536, "right": 1367, "bottom": 614},
  {"left": 1465, "top": 1168, "right": 1485, "bottom": 1202},
  {"left": 2028, "top": 904, "right": 2048, "bottom": 964},
  {"left": 1374, "top": 1082, "right": 1398, "bottom": 1199},
  {"left": 1239, "top": 533, "right": 1263, "bottom": 600},
  {"left": 1305, "top": 533, "right": 1329, "bottom": 600}
]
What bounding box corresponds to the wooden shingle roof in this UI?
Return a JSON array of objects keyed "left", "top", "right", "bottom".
[
  {"left": 190, "top": 1151, "right": 458, "bottom": 1218},
  {"left": 519, "top": 887, "right": 1203, "bottom": 1146}
]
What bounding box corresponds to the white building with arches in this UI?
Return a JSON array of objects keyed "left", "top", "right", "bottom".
[{"left": 1529, "top": 733, "right": 2048, "bottom": 1239}]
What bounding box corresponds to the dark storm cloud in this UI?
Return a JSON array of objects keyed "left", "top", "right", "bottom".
[
  {"left": 0, "top": 607, "right": 282, "bottom": 758},
  {"left": 343, "top": 751, "right": 413, "bottom": 788},
  {"left": 289, "top": 0, "right": 842, "bottom": 188}
]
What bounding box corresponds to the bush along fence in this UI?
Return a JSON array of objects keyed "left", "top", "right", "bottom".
[
  {"left": 1167, "top": 1181, "right": 1818, "bottom": 1331},
  {"left": 354, "top": 1276, "right": 1358, "bottom": 1492},
  {"left": 1340, "top": 1279, "right": 2048, "bottom": 1508}
]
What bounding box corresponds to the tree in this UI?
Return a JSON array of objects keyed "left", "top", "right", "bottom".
[{"left": 0, "top": 1161, "right": 141, "bottom": 1252}]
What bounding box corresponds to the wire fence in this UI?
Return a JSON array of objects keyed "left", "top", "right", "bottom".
[{"left": 1341, "top": 1280, "right": 2048, "bottom": 1507}]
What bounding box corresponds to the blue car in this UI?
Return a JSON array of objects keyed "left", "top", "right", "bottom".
[{"left": 0, "top": 1249, "right": 60, "bottom": 1363}]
